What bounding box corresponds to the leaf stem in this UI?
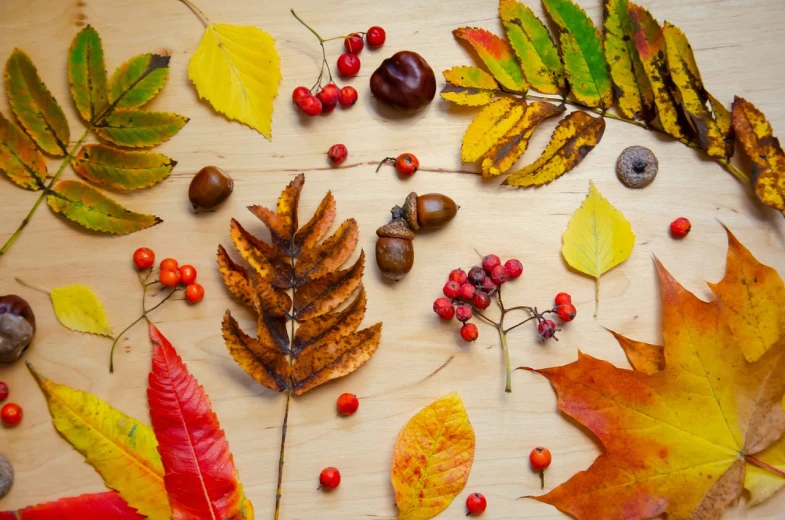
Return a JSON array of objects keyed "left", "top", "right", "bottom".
[
  {"left": 745, "top": 454, "right": 785, "bottom": 479},
  {"left": 179, "top": 0, "right": 211, "bottom": 27},
  {"left": 274, "top": 392, "right": 291, "bottom": 520},
  {"left": 290, "top": 9, "right": 324, "bottom": 42},
  {"left": 498, "top": 325, "right": 512, "bottom": 393},
  {"left": 14, "top": 277, "right": 51, "bottom": 295},
  {"left": 291, "top": 10, "right": 334, "bottom": 89}
]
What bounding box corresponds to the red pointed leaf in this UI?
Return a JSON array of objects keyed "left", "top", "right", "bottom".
[{"left": 0, "top": 492, "right": 143, "bottom": 520}]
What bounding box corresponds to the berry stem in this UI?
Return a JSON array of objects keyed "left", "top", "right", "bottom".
[
  {"left": 290, "top": 9, "right": 325, "bottom": 42},
  {"left": 375, "top": 158, "right": 395, "bottom": 173},
  {"left": 274, "top": 391, "right": 291, "bottom": 520},
  {"left": 539, "top": 470, "right": 545, "bottom": 489},
  {"left": 745, "top": 454, "right": 785, "bottom": 479},
  {"left": 498, "top": 326, "right": 512, "bottom": 393},
  {"left": 290, "top": 9, "right": 335, "bottom": 89}
]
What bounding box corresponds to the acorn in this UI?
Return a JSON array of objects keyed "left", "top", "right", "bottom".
[
  {"left": 0, "top": 295, "right": 35, "bottom": 364},
  {"left": 189, "top": 166, "right": 234, "bottom": 211}
]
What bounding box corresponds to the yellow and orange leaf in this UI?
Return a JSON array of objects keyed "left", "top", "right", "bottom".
[
  {"left": 607, "top": 328, "right": 664, "bottom": 375},
  {"left": 452, "top": 27, "right": 527, "bottom": 92},
  {"left": 440, "top": 66, "right": 499, "bottom": 106},
  {"left": 461, "top": 97, "right": 526, "bottom": 163}
]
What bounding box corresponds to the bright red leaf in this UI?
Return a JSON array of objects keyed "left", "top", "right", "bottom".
[{"left": 0, "top": 491, "right": 143, "bottom": 519}]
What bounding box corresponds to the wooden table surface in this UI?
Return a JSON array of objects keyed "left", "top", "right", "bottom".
[{"left": 1, "top": 0, "right": 785, "bottom": 518}]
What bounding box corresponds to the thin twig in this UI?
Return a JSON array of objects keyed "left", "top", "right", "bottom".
[
  {"left": 274, "top": 392, "right": 292, "bottom": 520},
  {"left": 504, "top": 316, "right": 537, "bottom": 335}
]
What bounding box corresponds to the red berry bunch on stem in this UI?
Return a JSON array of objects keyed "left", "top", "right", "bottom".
[
  {"left": 290, "top": 9, "right": 385, "bottom": 116},
  {"left": 432, "top": 253, "right": 577, "bottom": 392}
]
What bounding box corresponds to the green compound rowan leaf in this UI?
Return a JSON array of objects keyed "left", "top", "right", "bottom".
[
  {"left": 0, "top": 111, "right": 47, "bottom": 190},
  {"left": 72, "top": 143, "right": 175, "bottom": 190},
  {"left": 5, "top": 49, "right": 70, "bottom": 156},
  {"left": 94, "top": 110, "right": 188, "bottom": 148},
  {"left": 108, "top": 53, "right": 170, "bottom": 110},
  {"left": 47, "top": 180, "right": 162, "bottom": 234},
  {"left": 453, "top": 27, "right": 528, "bottom": 92},
  {"left": 68, "top": 25, "right": 108, "bottom": 124}
]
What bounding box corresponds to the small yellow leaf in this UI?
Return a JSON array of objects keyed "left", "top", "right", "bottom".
[
  {"left": 562, "top": 181, "right": 635, "bottom": 315},
  {"left": 440, "top": 66, "right": 499, "bottom": 106},
  {"left": 461, "top": 97, "right": 526, "bottom": 163},
  {"left": 50, "top": 284, "right": 113, "bottom": 337},
  {"left": 391, "top": 393, "right": 475, "bottom": 520},
  {"left": 188, "top": 22, "right": 281, "bottom": 140}
]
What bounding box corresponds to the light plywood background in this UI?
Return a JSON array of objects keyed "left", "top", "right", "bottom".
[{"left": 1, "top": 0, "right": 785, "bottom": 518}]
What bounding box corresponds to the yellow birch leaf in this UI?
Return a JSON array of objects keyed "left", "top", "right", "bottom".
[
  {"left": 461, "top": 97, "right": 525, "bottom": 163},
  {"left": 188, "top": 21, "right": 281, "bottom": 140},
  {"left": 27, "top": 363, "right": 171, "bottom": 520},
  {"left": 391, "top": 393, "right": 475, "bottom": 520},
  {"left": 561, "top": 181, "right": 635, "bottom": 315},
  {"left": 49, "top": 284, "right": 113, "bottom": 337}
]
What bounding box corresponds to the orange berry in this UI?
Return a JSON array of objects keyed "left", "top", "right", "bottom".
[
  {"left": 185, "top": 283, "right": 205, "bottom": 303},
  {"left": 336, "top": 393, "right": 359, "bottom": 415},
  {"left": 319, "top": 467, "right": 341, "bottom": 489},
  {"left": 160, "top": 258, "right": 178, "bottom": 270},
  {"left": 132, "top": 247, "right": 155, "bottom": 269},
  {"left": 159, "top": 268, "right": 181, "bottom": 287},
  {"left": 1, "top": 402, "right": 23, "bottom": 426},
  {"left": 530, "top": 446, "right": 552, "bottom": 471},
  {"left": 179, "top": 265, "right": 197, "bottom": 285}
]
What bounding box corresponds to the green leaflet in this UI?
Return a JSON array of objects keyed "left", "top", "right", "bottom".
[
  {"left": 48, "top": 180, "right": 162, "bottom": 234},
  {"left": 72, "top": 144, "right": 176, "bottom": 190},
  {"left": 499, "top": 0, "right": 565, "bottom": 95},
  {"left": 109, "top": 54, "right": 170, "bottom": 110},
  {"left": 453, "top": 27, "right": 528, "bottom": 92},
  {"left": 0, "top": 111, "right": 47, "bottom": 190},
  {"left": 441, "top": 66, "right": 499, "bottom": 106},
  {"left": 94, "top": 110, "right": 188, "bottom": 148},
  {"left": 542, "top": 0, "right": 612, "bottom": 109},
  {"left": 603, "top": 0, "right": 654, "bottom": 121},
  {"left": 5, "top": 49, "right": 70, "bottom": 155},
  {"left": 68, "top": 25, "right": 108, "bottom": 124}
]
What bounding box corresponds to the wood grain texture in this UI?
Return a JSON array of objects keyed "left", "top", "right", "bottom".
[{"left": 1, "top": 0, "right": 784, "bottom": 518}]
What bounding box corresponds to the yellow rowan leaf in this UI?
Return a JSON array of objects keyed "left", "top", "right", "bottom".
[
  {"left": 188, "top": 21, "right": 281, "bottom": 140},
  {"left": 461, "top": 97, "right": 525, "bottom": 163},
  {"left": 562, "top": 181, "right": 635, "bottom": 315},
  {"left": 440, "top": 66, "right": 499, "bottom": 106},
  {"left": 27, "top": 363, "right": 171, "bottom": 520},
  {"left": 391, "top": 393, "right": 475, "bottom": 520},
  {"left": 49, "top": 284, "right": 113, "bottom": 337}
]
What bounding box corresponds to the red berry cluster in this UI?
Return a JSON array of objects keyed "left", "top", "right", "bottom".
[
  {"left": 133, "top": 248, "right": 204, "bottom": 303},
  {"left": 0, "top": 382, "right": 22, "bottom": 427}
]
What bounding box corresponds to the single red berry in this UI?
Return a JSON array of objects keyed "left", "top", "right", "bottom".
[
  {"left": 394, "top": 153, "right": 419, "bottom": 176},
  {"left": 460, "top": 322, "right": 479, "bottom": 342},
  {"left": 504, "top": 259, "right": 523, "bottom": 279},
  {"left": 0, "top": 382, "right": 8, "bottom": 402},
  {"left": 179, "top": 265, "right": 197, "bottom": 285},
  {"left": 159, "top": 268, "right": 181, "bottom": 287},
  {"left": 1, "top": 403, "right": 22, "bottom": 426},
  {"left": 321, "top": 101, "right": 337, "bottom": 115},
  {"left": 473, "top": 292, "right": 491, "bottom": 309},
  {"left": 319, "top": 467, "right": 341, "bottom": 489},
  {"left": 490, "top": 265, "right": 510, "bottom": 285},
  {"left": 337, "top": 53, "right": 361, "bottom": 77},
  {"left": 336, "top": 393, "right": 359, "bottom": 415},
  {"left": 366, "top": 26, "right": 386, "bottom": 47},
  {"left": 292, "top": 85, "right": 310, "bottom": 104},
  {"left": 670, "top": 217, "right": 691, "bottom": 238},
  {"left": 132, "top": 247, "right": 155, "bottom": 269},
  {"left": 459, "top": 283, "right": 476, "bottom": 301},
  {"left": 537, "top": 319, "right": 557, "bottom": 340},
  {"left": 554, "top": 292, "right": 572, "bottom": 306},
  {"left": 185, "top": 283, "right": 205, "bottom": 303},
  {"left": 160, "top": 257, "right": 178, "bottom": 271},
  {"left": 449, "top": 268, "right": 468, "bottom": 285},
  {"left": 433, "top": 297, "right": 455, "bottom": 320},
  {"left": 480, "top": 277, "right": 497, "bottom": 293},
  {"left": 316, "top": 83, "right": 340, "bottom": 107},
  {"left": 468, "top": 266, "right": 486, "bottom": 285},
  {"left": 298, "top": 94, "right": 323, "bottom": 116},
  {"left": 530, "top": 446, "right": 552, "bottom": 471},
  {"left": 338, "top": 86, "right": 358, "bottom": 107},
  {"left": 557, "top": 302, "right": 577, "bottom": 322},
  {"left": 327, "top": 144, "right": 348, "bottom": 166},
  {"left": 455, "top": 305, "right": 473, "bottom": 322},
  {"left": 466, "top": 492, "right": 487, "bottom": 515},
  {"left": 344, "top": 33, "right": 364, "bottom": 53},
  {"left": 443, "top": 280, "right": 461, "bottom": 299},
  {"left": 481, "top": 254, "right": 501, "bottom": 273}
]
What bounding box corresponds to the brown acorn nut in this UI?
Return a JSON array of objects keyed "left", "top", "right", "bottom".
[
  {"left": 370, "top": 51, "right": 436, "bottom": 111},
  {"left": 375, "top": 237, "right": 414, "bottom": 281},
  {"left": 0, "top": 453, "right": 13, "bottom": 499},
  {"left": 0, "top": 295, "right": 36, "bottom": 364},
  {"left": 416, "top": 193, "right": 458, "bottom": 228},
  {"left": 189, "top": 166, "right": 234, "bottom": 211}
]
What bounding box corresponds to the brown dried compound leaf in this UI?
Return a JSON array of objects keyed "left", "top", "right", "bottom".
[
  {"left": 294, "top": 219, "right": 359, "bottom": 285},
  {"left": 222, "top": 312, "right": 290, "bottom": 393},
  {"left": 291, "top": 323, "right": 382, "bottom": 395},
  {"left": 230, "top": 219, "right": 293, "bottom": 288},
  {"left": 293, "top": 191, "right": 336, "bottom": 252},
  {"left": 249, "top": 271, "right": 291, "bottom": 320},
  {"left": 217, "top": 244, "right": 253, "bottom": 306},
  {"left": 248, "top": 173, "right": 303, "bottom": 256},
  {"left": 292, "top": 287, "right": 366, "bottom": 356},
  {"left": 294, "top": 252, "right": 365, "bottom": 321}
]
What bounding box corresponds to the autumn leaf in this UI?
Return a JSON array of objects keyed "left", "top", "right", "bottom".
[
  {"left": 72, "top": 144, "right": 175, "bottom": 190},
  {"left": 68, "top": 25, "right": 108, "bottom": 124},
  {"left": 48, "top": 284, "right": 113, "bottom": 337},
  {"left": 440, "top": 66, "right": 499, "bottom": 106},
  {"left": 607, "top": 328, "right": 664, "bottom": 375},
  {"left": 461, "top": 97, "right": 526, "bottom": 163},
  {"left": 148, "top": 324, "right": 254, "bottom": 519},
  {"left": 391, "top": 393, "right": 475, "bottom": 520},
  {"left": 504, "top": 111, "right": 605, "bottom": 187},
  {"left": 732, "top": 96, "right": 785, "bottom": 212},
  {"left": 0, "top": 111, "right": 46, "bottom": 190},
  {"left": 108, "top": 54, "right": 170, "bottom": 110},
  {"left": 27, "top": 363, "right": 170, "bottom": 520},
  {"left": 0, "top": 492, "right": 145, "bottom": 520},
  {"left": 94, "top": 110, "right": 188, "bottom": 148},
  {"left": 561, "top": 181, "right": 634, "bottom": 314},
  {"left": 453, "top": 27, "right": 528, "bottom": 92}
]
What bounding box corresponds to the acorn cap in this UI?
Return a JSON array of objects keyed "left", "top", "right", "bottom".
[
  {"left": 401, "top": 192, "right": 420, "bottom": 231},
  {"left": 376, "top": 220, "right": 416, "bottom": 240},
  {"left": 616, "top": 146, "right": 658, "bottom": 189}
]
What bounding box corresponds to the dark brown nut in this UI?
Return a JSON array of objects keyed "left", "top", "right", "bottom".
[
  {"left": 376, "top": 237, "right": 414, "bottom": 281},
  {"left": 189, "top": 166, "right": 234, "bottom": 211},
  {"left": 370, "top": 51, "right": 436, "bottom": 111},
  {"left": 401, "top": 192, "right": 419, "bottom": 231},
  {"left": 416, "top": 193, "right": 458, "bottom": 228},
  {"left": 376, "top": 220, "right": 416, "bottom": 240},
  {"left": 0, "top": 295, "right": 35, "bottom": 364},
  {"left": 0, "top": 453, "right": 12, "bottom": 499},
  {"left": 616, "top": 146, "right": 658, "bottom": 189}
]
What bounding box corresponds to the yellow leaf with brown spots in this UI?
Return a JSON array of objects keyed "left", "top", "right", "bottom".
[
  {"left": 217, "top": 244, "right": 253, "bottom": 306},
  {"left": 294, "top": 219, "right": 359, "bottom": 285},
  {"left": 440, "top": 66, "right": 499, "bottom": 106},
  {"left": 222, "top": 312, "right": 290, "bottom": 393},
  {"left": 248, "top": 173, "right": 303, "bottom": 256},
  {"left": 461, "top": 97, "right": 526, "bottom": 163},
  {"left": 391, "top": 393, "right": 475, "bottom": 520},
  {"left": 293, "top": 287, "right": 366, "bottom": 355},
  {"left": 293, "top": 191, "right": 336, "bottom": 252},
  {"left": 293, "top": 252, "right": 365, "bottom": 321}
]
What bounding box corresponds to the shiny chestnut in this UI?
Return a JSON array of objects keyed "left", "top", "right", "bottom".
[
  {"left": 0, "top": 295, "right": 36, "bottom": 364},
  {"left": 370, "top": 51, "right": 436, "bottom": 111},
  {"left": 189, "top": 166, "right": 234, "bottom": 211}
]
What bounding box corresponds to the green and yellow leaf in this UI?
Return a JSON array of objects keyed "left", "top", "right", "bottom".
[
  {"left": 48, "top": 180, "right": 162, "bottom": 234},
  {"left": 68, "top": 25, "right": 108, "bottom": 124},
  {"left": 72, "top": 144, "right": 175, "bottom": 190},
  {"left": 603, "top": 0, "right": 654, "bottom": 121},
  {"left": 481, "top": 101, "right": 565, "bottom": 177},
  {"left": 542, "top": 0, "right": 612, "bottom": 109},
  {"left": 441, "top": 66, "right": 499, "bottom": 106},
  {"left": 710, "top": 94, "right": 734, "bottom": 160},
  {"left": 453, "top": 27, "right": 528, "bottom": 92},
  {"left": 189, "top": 22, "right": 281, "bottom": 139},
  {"left": 504, "top": 111, "right": 605, "bottom": 187},
  {"left": 94, "top": 110, "right": 188, "bottom": 148},
  {"left": 5, "top": 49, "right": 70, "bottom": 155},
  {"left": 732, "top": 96, "right": 785, "bottom": 211},
  {"left": 461, "top": 97, "right": 526, "bottom": 163},
  {"left": 27, "top": 363, "right": 170, "bottom": 520},
  {"left": 0, "top": 111, "right": 46, "bottom": 190},
  {"left": 561, "top": 180, "right": 635, "bottom": 314},
  {"left": 49, "top": 284, "right": 113, "bottom": 337},
  {"left": 109, "top": 53, "right": 170, "bottom": 110},
  {"left": 500, "top": 0, "right": 565, "bottom": 95}
]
